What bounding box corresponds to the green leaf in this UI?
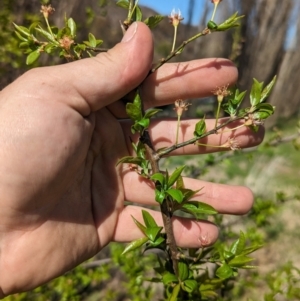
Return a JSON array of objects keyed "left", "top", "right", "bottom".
[
  {"left": 126, "top": 93, "right": 142, "bottom": 121},
  {"left": 144, "top": 108, "right": 162, "bottom": 119},
  {"left": 216, "top": 12, "right": 244, "bottom": 31},
  {"left": 116, "top": 0, "right": 129, "bottom": 9},
  {"left": 137, "top": 118, "right": 150, "bottom": 129},
  {"left": 233, "top": 89, "right": 247, "bottom": 104},
  {"left": 13, "top": 23, "right": 30, "bottom": 37},
  {"left": 126, "top": 102, "right": 142, "bottom": 121},
  {"left": 223, "top": 250, "right": 235, "bottom": 261},
  {"left": 131, "top": 215, "right": 147, "bottom": 235},
  {"left": 26, "top": 50, "right": 40, "bottom": 65},
  {"left": 145, "top": 226, "right": 163, "bottom": 242},
  {"left": 168, "top": 166, "right": 186, "bottom": 187},
  {"left": 166, "top": 189, "right": 184, "bottom": 203},
  {"left": 207, "top": 20, "right": 218, "bottom": 30},
  {"left": 149, "top": 235, "right": 165, "bottom": 247},
  {"left": 169, "top": 284, "right": 180, "bottom": 301},
  {"left": 223, "top": 88, "right": 246, "bottom": 117},
  {"left": 88, "top": 33, "right": 97, "bottom": 47},
  {"left": 250, "top": 78, "right": 264, "bottom": 106},
  {"left": 57, "top": 27, "right": 71, "bottom": 39},
  {"left": 176, "top": 175, "right": 185, "bottom": 190},
  {"left": 230, "top": 231, "right": 245, "bottom": 255},
  {"left": 260, "top": 75, "right": 277, "bottom": 103},
  {"left": 116, "top": 156, "right": 143, "bottom": 166},
  {"left": 200, "top": 279, "right": 223, "bottom": 292},
  {"left": 253, "top": 103, "right": 275, "bottom": 120},
  {"left": 142, "top": 210, "right": 158, "bottom": 228},
  {"left": 181, "top": 188, "right": 202, "bottom": 202},
  {"left": 178, "top": 261, "right": 189, "bottom": 281},
  {"left": 194, "top": 118, "right": 206, "bottom": 137},
  {"left": 242, "top": 244, "right": 264, "bottom": 255},
  {"left": 95, "top": 39, "right": 103, "bottom": 46},
  {"left": 134, "top": 6, "right": 143, "bottom": 21},
  {"left": 15, "top": 31, "right": 29, "bottom": 42},
  {"left": 216, "top": 263, "right": 234, "bottom": 279},
  {"left": 122, "top": 236, "right": 149, "bottom": 255},
  {"left": 162, "top": 272, "right": 178, "bottom": 285},
  {"left": 200, "top": 290, "right": 219, "bottom": 298},
  {"left": 67, "top": 18, "right": 77, "bottom": 37},
  {"left": 19, "top": 42, "right": 30, "bottom": 49},
  {"left": 35, "top": 27, "right": 57, "bottom": 42},
  {"left": 151, "top": 173, "right": 166, "bottom": 187},
  {"left": 182, "top": 279, "right": 198, "bottom": 293},
  {"left": 181, "top": 201, "right": 217, "bottom": 215},
  {"left": 228, "top": 255, "right": 254, "bottom": 267},
  {"left": 144, "top": 15, "right": 165, "bottom": 29},
  {"left": 155, "top": 189, "right": 165, "bottom": 204}
]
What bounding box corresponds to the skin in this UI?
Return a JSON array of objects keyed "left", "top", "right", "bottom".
[{"left": 0, "top": 22, "right": 264, "bottom": 297}]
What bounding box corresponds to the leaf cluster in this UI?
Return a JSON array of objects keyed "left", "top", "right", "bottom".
[
  {"left": 116, "top": 0, "right": 164, "bottom": 29},
  {"left": 14, "top": 16, "right": 103, "bottom": 64}
]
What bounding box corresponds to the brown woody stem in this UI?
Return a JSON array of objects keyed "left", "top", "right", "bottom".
[{"left": 141, "top": 130, "right": 180, "bottom": 276}]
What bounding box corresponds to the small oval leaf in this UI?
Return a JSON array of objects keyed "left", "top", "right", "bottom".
[
  {"left": 216, "top": 263, "right": 233, "bottom": 279},
  {"left": 181, "top": 201, "right": 217, "bottom": 215},
  {"left": 168, "top": 166, "right": 186, "bottom": 187},
  {"left": 67, "top": 18, "right": 77, "bottom": 37},
  {"left": 26, "top": 50, "right": 40, "bottom": 65},
  {"left": 182, "top": 279, "right": 198, "bottom": 293},
  {"left": 122, "top": 236, "right": 149, "bottom": 255},
  {"left": 178, "top": 261, "right": 189, "bottom": 281},
  {"left": 142, "top": 210, "right": 158, "bottom": 228},
  {"left": 166, "top": 189, "right": 184, "bottom": 203}
]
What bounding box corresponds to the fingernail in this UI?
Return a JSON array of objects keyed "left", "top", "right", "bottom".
[{"left": 121, "top": 22, "right": 138, "bottom": 43}]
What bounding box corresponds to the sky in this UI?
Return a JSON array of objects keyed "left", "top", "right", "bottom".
[{"left": 139, "top": 0, "right": 206, "bottom": 25}]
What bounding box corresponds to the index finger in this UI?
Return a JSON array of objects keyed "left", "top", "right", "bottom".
[{"left": 141, "top": 58, "right": 238, "bottom": 108}]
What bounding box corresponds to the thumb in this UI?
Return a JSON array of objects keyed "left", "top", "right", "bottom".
[{"left": 37, "top": 22, "right": 153, "bottom": 114}]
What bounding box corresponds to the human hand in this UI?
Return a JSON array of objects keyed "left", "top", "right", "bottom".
[{"left": 0, "top": 22, "right": 263, "bottom": 297}]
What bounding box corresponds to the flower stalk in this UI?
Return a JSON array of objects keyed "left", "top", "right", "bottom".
[
  {"left": 169, "top": 9, "right": 184, "bottom": 53},
  {"left": 40, "top": 5, "right": 55, "bottom": 38},
  {"left": 210, "top": 0, "right": 223, "bottom": 21},
  {"left": 174, "top": 99, "right": 191, "bottom": 145}
]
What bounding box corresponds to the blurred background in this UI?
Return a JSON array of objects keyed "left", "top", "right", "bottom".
[{"left": 1, "top": 0, "right": 300, "bottom": 300}]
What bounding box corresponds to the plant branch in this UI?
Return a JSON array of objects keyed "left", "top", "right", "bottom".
[
  {"left": 141, "top": 130, "right": 180, "bottom": 277},
  {"left": 150, "top": 27, "right": 211, "bottom": 74},
  {"left": 157, "top": 116, "right": 244, "bottom": 158}
]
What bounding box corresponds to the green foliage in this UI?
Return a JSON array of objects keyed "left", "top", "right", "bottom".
[
  {"left": 0, "top": 0, "right": 32, "bottom": 77},
  {"left": 4, "top": 263, "right": 108, "bottom": 301},
  {"left": 13, "top": 9, "right": 104, "bottom": 64},
  {"left": 215, "top": 12, "right": 244, "bottom": 31},
  {"left": 194, "top": 118, "right": 207, "bottom": 137}
]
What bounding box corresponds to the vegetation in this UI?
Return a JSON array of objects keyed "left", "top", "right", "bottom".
[{"left": 1, "top": 0, "right": 299, "bottom": 300}]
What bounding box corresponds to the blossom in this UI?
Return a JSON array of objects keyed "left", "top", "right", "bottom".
[
  {"left": 40, "top": 5, "right": 55, "bottom": 19},
  {"left": 168, "top": 9, "right": 184, "bottom": 27},
  {"left": 244, "top": 113, "right": 264, "bottom": 127},
  {"left": 198, "top": 232, "right": 211, "bottom": 247},
  {"left": 174, "top": 99, "right": 191, "bottom": 117},
  {"left": 221, "top": 138, "right": 240, "bottom": 151},
  {"left": 211, "top": 0, "right": 223, "bottom": 4},
  {"left": 59, "top": 36, "right": 74, "bottom": 50},
  {"left": 212, "top": 84, "right": 231, "bottom": 102}
]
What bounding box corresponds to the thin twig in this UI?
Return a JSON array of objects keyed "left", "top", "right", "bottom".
[
  {"left": 158, "top": 116, "right": 244, "bottom": 157},
  {"left": 150, "top": 27, "right": 211, "bottom": 74}
]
